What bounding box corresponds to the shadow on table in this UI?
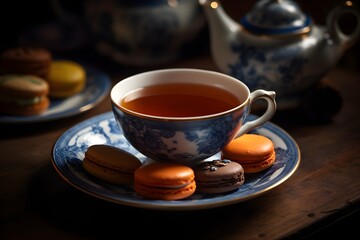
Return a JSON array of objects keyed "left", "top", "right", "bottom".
[
  {"left": 254, "top": 83, "right": 343, "bottom": 129},
  {"left": 27, "top": 163, "right": 268, "bottom": 239}
]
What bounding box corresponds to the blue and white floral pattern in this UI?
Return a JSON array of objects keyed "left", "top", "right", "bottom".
[
  {"left": 52, "top": 111, "right": 300, "bottom": 210},
  {"left": 239, "top": 0, "right": 311, "bottom": 35},
  {"left": 97, "top": 11, "right": 178, "bottom": 56},
  {"left": 229, "top": 42, "right": 308, "bottom": 101},
  {"left": 112, "top": 106, "right": 244, "bottom": 163},
  {"left": 86, "top": 0, "right": 205, "bottom": 65}
]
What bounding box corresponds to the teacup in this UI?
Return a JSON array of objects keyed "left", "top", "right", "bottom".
[{"left": 110, "top": 68, "right": 276, "bottom": 165}]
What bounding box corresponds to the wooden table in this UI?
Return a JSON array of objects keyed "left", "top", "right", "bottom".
[
  {"left": 1, "top": 46, "right": 359, "bottom": 239},
  {"left": 1, "top": 0, "right": 360, "bottom": 237}
]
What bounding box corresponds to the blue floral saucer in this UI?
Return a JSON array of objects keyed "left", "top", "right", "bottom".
[{"left": 51, "top": 111, "right": 300, "bottom": 210}]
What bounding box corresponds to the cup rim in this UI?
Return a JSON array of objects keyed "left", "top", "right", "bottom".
[{"left": 111, "top": 68, "right": 250, "bottom": 121}]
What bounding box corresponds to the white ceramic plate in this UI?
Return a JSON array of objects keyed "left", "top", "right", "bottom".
[
  {"left": 52, "top": 111, "right": 300, "bottom": 210},
  {"left": 0, "top": 65, "right": 111, "bottom": 123}
]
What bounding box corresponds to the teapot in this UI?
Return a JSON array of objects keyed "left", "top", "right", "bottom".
[
  {"left": 199, "top": 0, "right": 360, "bottom": 109},
  {"left": 51, "top": 0, "right": 206, "bottom": 67}
]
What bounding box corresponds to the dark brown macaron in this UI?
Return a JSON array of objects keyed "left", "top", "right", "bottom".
[
  {"left": 193, "top": 159, "right": 245, "bottom": 194},
  {"left": 0, "top": 47, "right": 52, "bottom": 79}
]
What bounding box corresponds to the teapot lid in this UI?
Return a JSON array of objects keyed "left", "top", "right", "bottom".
[{"left": 240, "top": 0, "right": 311, "bottom": 35}]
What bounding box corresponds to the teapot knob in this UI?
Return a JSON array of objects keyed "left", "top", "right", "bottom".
[{"left": 327, "top": 1, "right": 360, "bottom": 49}]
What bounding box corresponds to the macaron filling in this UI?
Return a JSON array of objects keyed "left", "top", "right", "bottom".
[
  {"left": 196, "top": 174, "right": 243, "bottom": 188},
  {"left": 84, "top": 155, "right": 135, "bottom": 175},
  {"left": 134, "top": 180, "right": 196, "bottom": 200},
  {"left": 135, "top": 180, "right": 194, "bottom": 189},
  {"left": 0, "top": 96, "right": 44, "bottom": 106}
]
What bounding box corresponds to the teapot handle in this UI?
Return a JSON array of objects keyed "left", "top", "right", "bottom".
[{"left": 327, "top": 2, "right": 360, "bottom": 49}]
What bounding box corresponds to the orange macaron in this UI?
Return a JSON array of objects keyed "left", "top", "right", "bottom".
[
  {"left": 134, "top": 162, "right": 196, "bottom": 200},
  {"left": 221, "top": 134, "right": 276, "bottom": 173}
]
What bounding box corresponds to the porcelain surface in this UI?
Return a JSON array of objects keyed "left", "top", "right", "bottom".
[
  {"left": 51, "top": 111, "right": 300, "bottom": 210},
  {"left": 84, "top": 0, "right": 206, "bottom": 66},
  {"left": 0, "top": 64, "right": 111, "bottom": 124},
  {"left": 110, "top": 68, "right": 276, "bottom": 164},
  {"left": 200, "top": 0, "right": 360, "bottom": 109}
]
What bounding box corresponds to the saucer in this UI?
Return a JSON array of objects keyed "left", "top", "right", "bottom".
[
  {"left": 51, "top": 112, "right": 300, "bottom": 210},
  {"left": 0, "top": 65, "right": 111, "bottom": 124}
]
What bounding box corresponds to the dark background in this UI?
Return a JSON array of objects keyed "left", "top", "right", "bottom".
[
  {"left": 0, "top": 0, "right": 83, "bottom": 52},
  {"left": 0, "top": 0, "right": 359, "bottom": 239},
  {"left": 0, "top": 0, "right": 359, "bottom": 69}
]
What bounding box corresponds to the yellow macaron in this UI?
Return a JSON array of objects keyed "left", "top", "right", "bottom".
[{"left": 47, "top": 60, "right": 86, "bottom": 98}]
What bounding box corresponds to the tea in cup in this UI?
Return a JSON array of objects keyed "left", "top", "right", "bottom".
[{"left": 111, "top": 68, "right": 276, "bottom": 165}]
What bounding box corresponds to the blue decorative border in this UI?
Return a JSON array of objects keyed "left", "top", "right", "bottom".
[
  {"left": 51, "top": 111, "right": 300, "bottom": 210},
  {"left": 0, "top": 65, "right": 111, "bottom": 124}
]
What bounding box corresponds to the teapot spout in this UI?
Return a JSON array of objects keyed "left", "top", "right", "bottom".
[{"left": 199, "top": 0, "right": 241, "bottom": 38}]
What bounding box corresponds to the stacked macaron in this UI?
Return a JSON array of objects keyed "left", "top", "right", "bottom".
[
  {"left": 0, "top": 47, "right": 87, "bottom": 116},
  {"left": 0, "top": 74, "right": 50, "bottom": 116},
  {"left": 0, "top": 47, "right": 52, "bottom": 115},
  {"left": 0, "top": 47, "right": 52, "bottom": 78}
]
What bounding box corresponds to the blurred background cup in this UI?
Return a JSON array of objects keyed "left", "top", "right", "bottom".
[
  {"left": 110, "top": 68, "right": 276, "bottom": 166},
  {"left": 51, "top": 0, "right": 206, "bottom": 66}
]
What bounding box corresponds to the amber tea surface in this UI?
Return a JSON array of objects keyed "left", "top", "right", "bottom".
[{"left": 120, "top": 83, "right": 241, "bottom": 117}]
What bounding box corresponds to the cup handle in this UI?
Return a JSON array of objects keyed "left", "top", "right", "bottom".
[{"left": 234, "top": 89, "right": 276, "bottom": 138}]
